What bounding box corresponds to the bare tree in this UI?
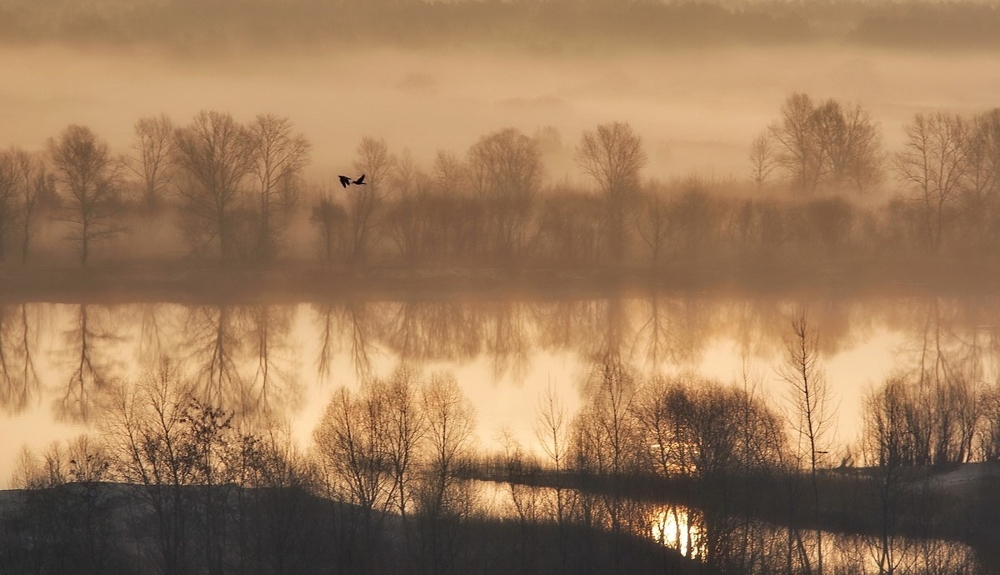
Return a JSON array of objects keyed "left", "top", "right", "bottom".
[
  {"left": 419, "top": 372, "right": 475, "bottom": 517},
  {"left": 173, "top": 110, "right": 254, "bottom": 260},
  {"left": 634, "top": 183, "right": 672, "bottom": 265},
  {"left": 432, "top": 149, "right": 469, "bottom": 196},
  {"left": 770, "top": 93, "right": 824, "bottom": 194},
  {"left": 576, "top": 122, "right": 647, "bottom": 261},
  {"left": 468, "top": 127, "right": 543, "bottom": 261},
  {"left": 14, "top": 150, "right": 54, "bottom": 263},
  {"left": 103, "top": 361, "right": 198, "bottom": 575},
  {"left": 248, "top": 114, "right": 310, "bottom": 261},
  {"left": 894, "top": 113, "right": 969, "bottom": 254},
  {"left": 379, "top": 367, "right": 426, "bottom": 521},
  {"left": 0, "top": 149, "right": 19, "bottom": 261},
  {"left": 572, "top": 360, "right": 643, "bottom": 573},
  {"left": 958, "top": 109, "right": 1000, "bottom": 248},
  {"left": 534, "top": 381, "right": 575, "bottom": 574},
  {"left": 778, "top": 311, "right": 835, "bottom": 575},
  {"left": 346, "top": 136, "right": 395, "bottom": 264},
  {"left": 49, "top": 125, "right": 123, "bottom": 265},
  {"left": 749, "top": 132, "right": 778, "bottom": 192},
  {"left": 310, "top": 184, "right": 348, "bottom": 264},
  {"left": 766, "top": 95, "right": 883, "bottom": 195},
  {"left": 814, "top": 100, "right": 884, "bottom": 194},
  {"left": 314, "top": 385, "right": 394, "bottom": 517},
  {"left": 862, "top": 376, "right": 915, "bottom": 575},
  {"left": 126, "top": 114, "right": 175, "bottom": 211},
  {"left": 416, "top": 372, "right": 476, "bottom": 575}
]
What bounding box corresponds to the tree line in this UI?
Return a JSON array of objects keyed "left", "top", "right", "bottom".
[{"left": 2, "top": 97, "right": 1000, "bottom": 270}]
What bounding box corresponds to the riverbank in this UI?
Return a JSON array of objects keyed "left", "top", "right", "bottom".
[{"left": 2, "top": 258, "right": 1000, "bottom": 304}]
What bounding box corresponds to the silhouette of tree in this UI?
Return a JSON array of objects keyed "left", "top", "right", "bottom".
[
  {"left": 14, "top": 149, "right": 55, "bottom": 263},
  {"left": 0, "top": 149, "right": 20, "bottom": 261},
  {"left": 348, "top": 136, "right": 395, "bottom": 264},
  {"left": 957, "top": 109, "right": 1000, "bottom": 251},
  {"left": 634, "top": 184, "right": 672, "bottom": 266},
  {"left": 248, "top": 114, "right": 310, "bottom": 261},
  {"left": 469, "top": 127, "right": 543, "bottom": 262},
  {"left": 416, "top": 372, "right": 476, "bottom": 575},
  {"left": 770, "top": 94, "right": 824, "bottom": 194},
  {"left": 126, "top": 114, "right": 176, "bottom": 212},
  {"left": 576, "top": 122, "right": 647, "bottom": 262},
  {"left": 310, "top": 185, "right": 348, "bottom": 264},
  {"left": 749, "top": 132, "right": 778, "bottom": 192},
  {"left": 103, "top": 362, "right": 198, "bottom": 575},
  {"left": 895, "top": 113, "right": 969, "bottom": 253},
  {"left": 432, "top": 149, "right": 469, "bottom": 197},
  {"left": 812, "top": 99, "right": 884, "bottom": 194},
  {"left": 48, "top": 125, "right": 123, "bottom": 265},
  {"left": 173, "top": 110, "right": 255, "bottom": 260},
  {"left": 779, "top": 311, "right": 835, "bottom": 575}
]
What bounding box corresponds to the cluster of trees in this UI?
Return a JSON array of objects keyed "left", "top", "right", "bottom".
[
  {"left": 0, "top": 112, "right": 308, "bottom": 265},
  {"left": 4, "top": 98, "right": 1000, "bottom": 272},
  {"left": 755, "top": 95, "right": 1000, "bottom": 256},
  {"left": 0, "top": 362, "right": 693, "bottom": 575},
  {"left": 4, "top": 0, "right": 1000, "bottom": 52}
]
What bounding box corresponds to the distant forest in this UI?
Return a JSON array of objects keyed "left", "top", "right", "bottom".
[
  {"left": 2, "top": 0, "right": 1000, "bottom": 52},
  {"left": 1, "top": 93, "right": 1000, "bottom": 285}
]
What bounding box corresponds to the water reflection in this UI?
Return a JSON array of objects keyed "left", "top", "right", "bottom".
[
  {"left": 651, "top": 506, "right": 703, "bottom": 559},
  {"left": 480, "top": 479, "right": 980, "bottom": 575},
  {"left": 3, "top": 293, "right": 1000, "bottom": 483},
  {"left": 3, "top": 293, "right": 999, "bottom": 574},
  {"left": 58, "top": 305, "right": 122, "bottom": 423},
  {"left": 0, "top": 304, "right": 41, "bottom": 415}
]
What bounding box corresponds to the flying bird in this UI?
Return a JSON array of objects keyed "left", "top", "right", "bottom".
[
  {"left": 338, "top": 175, "right": 352, "bottom": 188},
  {"left": 353, "top": 174, "right": 367, "bottom": 185}
]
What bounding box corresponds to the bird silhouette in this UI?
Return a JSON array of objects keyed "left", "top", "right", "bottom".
[
  {"left": 338, "top": 175, "right": 352, "bottom": 188},
  {"left": 352, "top": 174, "right": 367, "bottom": 185}
]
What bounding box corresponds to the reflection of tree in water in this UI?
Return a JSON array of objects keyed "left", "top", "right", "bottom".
[
  {"left": 0, "top": 304, "right": 42, "bottom": 415},
  {"left": 630, "top": 295, "right": 716, "bottom": 370},
  {"left": 57, "top": 305, "right": 123, "bottom": 423},
  {"left": 182, "top": 305, "right": 245, "bottom": 412},
  {"left": 383, "top": 300, "right": 481, "bottom": 363},
  {"left": 891, "top": 296, "right": 998, "bottom": 465},
  {"left": 136, "top": 302, "right": 168, "bottom": 368},
  {"left": 535, "top": 299, "right": 606, "bottom": 358},
  {"left": 244, "top": 304, "right": 300, "bottom": 417},
  {"left": 479, "top": 301, "right": 532, "bottom": 382},
  {"left": 313, "top": 301, "right": 380, "bottom": 382},
  {"left": 904, "top": 297, "right": 992, "bottom": 387},
  {"left": 182, "top": 305, "right": 300, "bottom": 418},
  {"left": 726, "top": 297, "right": 789, "bottom": 360}
]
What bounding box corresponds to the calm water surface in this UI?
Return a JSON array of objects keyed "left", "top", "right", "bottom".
[{"left": 1, "top": 293, "right": 998, "bottom": 488}]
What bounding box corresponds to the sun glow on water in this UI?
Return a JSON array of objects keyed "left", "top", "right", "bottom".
[{"left": 651, "top": 506, "right": 703, "bottom": 559}]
